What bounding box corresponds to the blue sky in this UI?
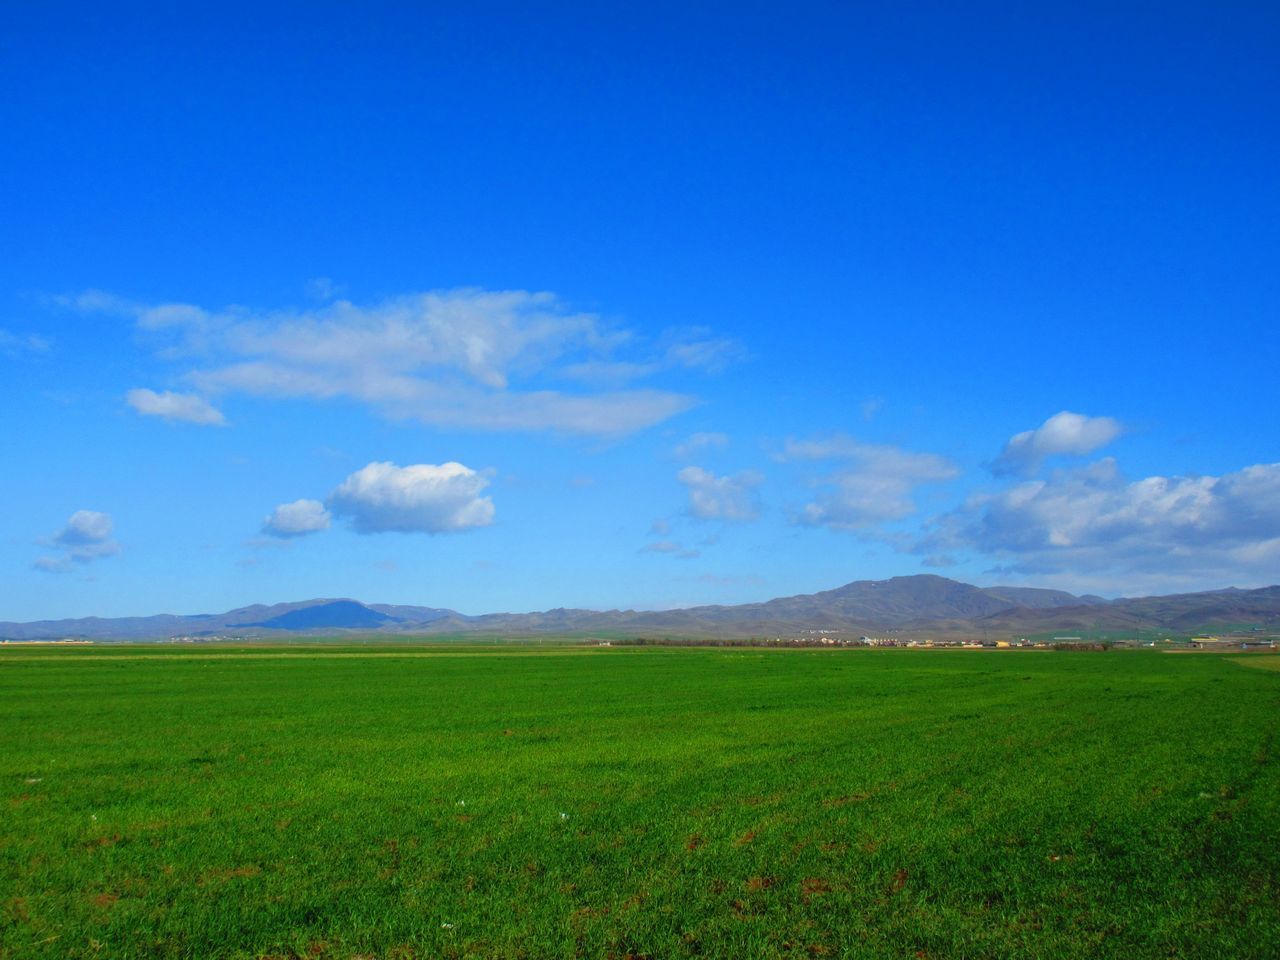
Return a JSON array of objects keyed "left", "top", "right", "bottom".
[{"left": 3, "top": 2, "right": 1278, "bottom": 620}]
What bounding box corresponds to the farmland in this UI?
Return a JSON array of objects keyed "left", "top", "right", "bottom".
[{"left": 2, "top": 646, "right": 1278, "bottom": 959}]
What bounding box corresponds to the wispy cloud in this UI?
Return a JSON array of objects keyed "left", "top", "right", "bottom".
[
  {"left": 991, "top": 411, "right": 1122, "bottom": 476},
  {"left": 0, "top": 329, "right": 51, "bottom": 355},
  {"left": 780, "top": 434, "right": 958, "bottom": 530},
  {"left": 561, "top": 328, "right": 746, "bottom": 385},
  {"left": 660, "top": 329, "right": 747, "bottom": 374},
  {"left": 125, "top": 388, "right": 227, "bottom": 426},
  {"left": 673, "top": 431, "right": 729, "bottom": 461},
  {"left": 71, "top": 288, "right": 737, "bottom": 436},
  {"left": 640, "top": 539, "right": 701, "bottom": 559},
  {"left": 304, "top": 277, "right": 344, "bottom": 302},
  {"left": 35, "top": 510, "right": 120, "bottom": 573}
]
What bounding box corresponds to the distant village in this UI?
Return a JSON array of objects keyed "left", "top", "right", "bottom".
[
  {"left": 608, "top": 631, "right": 1278, "bottom": 651},
  {"left": 163, "top": 635, "right": 253, "bottom": 643},
  {"left": 764, "top": 632, "right": 1276, "bottom": 650}
]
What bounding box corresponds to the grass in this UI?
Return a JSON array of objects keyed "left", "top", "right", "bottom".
[{"left": 2, "top": 646, "right": 1278, "bottom": 959}]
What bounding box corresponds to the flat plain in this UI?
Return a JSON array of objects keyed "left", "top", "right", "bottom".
[{"left": 2, "top": 646, "right": 1277, "bottom": 959}]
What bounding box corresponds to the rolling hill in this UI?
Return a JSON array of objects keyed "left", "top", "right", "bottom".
[{"left": 3, "top": 575, "right": 1279, "bottom": 641}]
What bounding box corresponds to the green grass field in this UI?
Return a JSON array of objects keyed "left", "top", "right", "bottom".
[{"left": 3, "top": 646, "right": 1278, "bottom": 959}]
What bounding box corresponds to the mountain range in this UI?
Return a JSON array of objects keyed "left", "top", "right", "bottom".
[{"left": 3, "top": 575, "right": 1278, "bottom": 640}]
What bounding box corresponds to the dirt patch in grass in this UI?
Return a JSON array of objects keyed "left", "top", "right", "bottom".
[
  {"left": 889, "top": 868, "right": 909, "bottom": 893},
  {"left": 8, "top": 898, "right": 30, "bottom": 923},
  {"left": 198, "top": 865, "right": 261, "bottom": 885},
  {"left": 824, "top": 793, "right": 870, "bottom": 807},
  {"left": 801, "top": 877, "right": 831, "bottom": 901}
]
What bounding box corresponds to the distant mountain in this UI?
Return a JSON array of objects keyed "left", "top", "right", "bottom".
[
  {"left": 242, "top": 600, "right": 398, "bottom": 630},
  {"left": 366, "top": 603, "right": 455, "bottom": 623},
  {"left": 983, "top": 586, "right": 1108, "bottom": 609},
  {"left": 0, "top": 597, "right": 464, "bottom": 640},
  {"left": 2, "top": 576, "right": 1277, "bottom": 640}
]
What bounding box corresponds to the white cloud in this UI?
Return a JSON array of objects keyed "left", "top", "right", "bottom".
[
  {"left": 923, "top": 459, "right": 1280, "bottom": 589},
  {"left": 191, "top": 363, "right": 690, "bottom": 434},
  {"left": 328, "top": 461, "right": 494, "bottom": 534},
  {"left": 991, "top": 411, "right": 1122, "bottom": 476},
  {"left": 126, "top": 388, "right": 227, "bottom": 426},
  {"left": 262, "top": 499, "right": 331, "bottom": 538},
  {"left": 674, "top": 432, "right": 729, "bottom": 460},
  {"left": 53, "top": 510, "right": 114, "bottom": 547},
  {"left": 677, "top": 466, "right": 763, "bottom": 521},
  {"left": 35, "top": 510, "right": 120, "bottom": 572},
  {"left": 137, "top": 302, "right": 210, "bottom": 331},
  {"left": 74, "top": 288, "right": 729, "bottom": 436},
  {"left": 781, "top": 434, "right": 959, "bottom": 530}
]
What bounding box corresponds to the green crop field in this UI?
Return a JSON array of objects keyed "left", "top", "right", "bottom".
[{"left": 2, "top": 646, "right": 1278, "bottom": 959}]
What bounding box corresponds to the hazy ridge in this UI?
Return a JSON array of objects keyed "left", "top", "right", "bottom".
[{"left": 4, "top": 575, "right": 1278, "bottom": 640}]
